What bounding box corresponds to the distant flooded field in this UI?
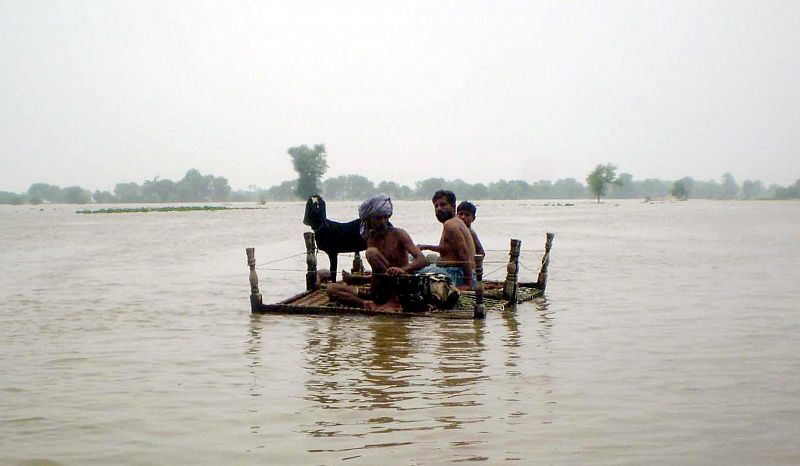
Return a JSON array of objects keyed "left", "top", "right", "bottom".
[{"left": 1, "top": 199, "right": 799, "bottom": 465}]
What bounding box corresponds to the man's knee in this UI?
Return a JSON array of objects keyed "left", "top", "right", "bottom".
[
  {"left": 365, "top": 247, "right": 388, "bottom": 270},
  {"left": 365, "top": 247, "right": 380, "bottom": 261},
  {"left": 325, "top": 283, "right": 352, "bottom": 300}
]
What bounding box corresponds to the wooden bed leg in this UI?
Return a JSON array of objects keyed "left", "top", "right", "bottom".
[
  {"left": 474, "top": 254, "right": 485, "bottom": 319},
  {"left": 246, "top": 248, "right": 263, "bottom": 313},
  {"left": 503, "top": 239, "right": 521, "bottom": 303},
  {"left": 352, "top": 251, "right": 364, "bottom": 274},
  {"left": 536, "top": 233, "right": 555, "bottom": 291},
  {"left": 304, "top": 232, "right": 317, "bottom": 291}
]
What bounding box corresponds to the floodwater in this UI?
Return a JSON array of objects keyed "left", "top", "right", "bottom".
[{"left": 1, "top": 199, "right": 798, "bottom": 465}]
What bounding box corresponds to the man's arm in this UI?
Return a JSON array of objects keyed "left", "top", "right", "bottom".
[
  {"left": 416, "top": 243, "right": 441, "bottom": 252},
  {"left": 471, "top": 229, "right": 485, "bottom": 256},
  {"left": 444, "top": 222, "right": 473, "bottom": 289},
  {"left": 400, "top": 230, "right": 429, "bottom": 274}
]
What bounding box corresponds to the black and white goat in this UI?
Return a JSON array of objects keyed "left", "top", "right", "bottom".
[{"left": 303, "top": 195, "right": 367, "bottom": 282}]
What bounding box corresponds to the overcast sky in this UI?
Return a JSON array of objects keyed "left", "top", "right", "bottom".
[{"left": 1, "top": 0, "right": 799, "bottom": 192}]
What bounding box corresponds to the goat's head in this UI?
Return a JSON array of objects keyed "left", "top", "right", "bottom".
[{"left": 303, "top": 194, "right": 326, "bottom": 229}]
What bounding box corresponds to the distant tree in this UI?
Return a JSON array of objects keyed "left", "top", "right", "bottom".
[
  {"left": 265, "top": 180, "right": 297, "bottom": 201},
  {"left": 678, "top": 177, "right": 694, "bottom": 198},
  {"left": 321, "top": 175, "right": 375, "bottom": 200},
  {"left": 740, "top": 180, "right": 764, "bottom": 200},
  {"left": 376, "top": 180, "right": 412, "bottom": 200},
  {"left": 586, "top": 164, "right": 622, "bottom": 203},
  {"left": 764, "top": 183, "right": 782, "bottom": 199},
  {"left": 717, "top": 173, "right": 739, "bottom": 199},
  {"left": 448, "top": 179, "right": 475, "bottom": 200},
  {"left": 488, "top": 179, "right": 513, "bottom": 199},
  {"left": 288, "top": 144, "right": 328, "bottom": 199},
  {"left": 552, "top": 178, "right": 587, "bottom": 198},
  {"left": 609, "top": 173, "right": 638, "bottom": 198},
  {"left": 321, "top": 176, "right": 345, "bottom": 200},
  {"left": 28, "top": 183, "right": 62, "bottom": 202},
  {"left": 471, "top": 182, "right": 489, "bottom": 199},
  {"left": 507, "top": 179, "right": 532, "bottom": 199},
  {"left": 61, "top": 186, "right": 92, "bottom": 204},
  {"left": 211, "top": 176, "right": 231, "bottom": 201},
  {"left": 176, "top": 169, "right": 212, "bottom": 201},
  {"left": 414, "top": 177, "right": 447, "bottom": 200},
  {"left": 670, "top": 180, "right": 688, "bottom": 200},
  {"left": 0, "top": 191, "right": 24, "bottom": 204},
  {"left": 142, "top": 177, "right": 176, "bottom": 202},
  {"left": 774, "top": 179, "right": 800, "bottom": 199},
  {"left": 114, "top": 182, "right": 143, "bottom": 203},
  {"left": 639, "top": 178, "right": 671, "bottom": 198},
  {"left": 93, "top": 190, "right": 117, "bottom": 203},
  {"left": 346, "top": 175, "right": 375, "bottom": 200},
  {"left": 530, "top": 180, "right": 553, "bottom": 199},
  {"left": 692, "top": 179, "right": 718, "bottom": 199}
]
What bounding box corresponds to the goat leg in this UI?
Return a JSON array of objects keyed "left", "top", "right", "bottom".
[{"left": 329, "top": 253, "right": 338, "bottom": 282}]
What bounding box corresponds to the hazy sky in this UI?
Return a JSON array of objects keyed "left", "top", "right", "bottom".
[{"left": 1, "top": 0, "right": 799, "bottom": 192}]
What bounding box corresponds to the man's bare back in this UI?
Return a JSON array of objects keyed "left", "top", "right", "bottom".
[{"left": 435, "top": 217, "right": 476, "bottom": 269}]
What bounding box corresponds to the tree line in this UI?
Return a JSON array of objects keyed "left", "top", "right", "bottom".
[
  {"left": 0, "top": 169, "right": 231, "bottom": 205},
  {"left": 1, "top": 144, "right": 799, "bottom": 204},
  {"left": 228, "top": 172, "right": 799, "bottom": 203},
  {"left": 264, "top": 145, "right": 800, "bottom": 202}
]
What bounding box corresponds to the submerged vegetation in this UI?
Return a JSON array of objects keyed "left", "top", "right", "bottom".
[{"left": 76, "top": 206, "right": 241, "bottom": 214}]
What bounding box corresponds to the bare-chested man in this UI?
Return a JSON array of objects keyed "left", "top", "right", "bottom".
[
  {"left": 326, "top": 194, "right": 428, "bottom": 311},
  {"left": 416, "top": 190, "right": 476, "bottom": 290}
]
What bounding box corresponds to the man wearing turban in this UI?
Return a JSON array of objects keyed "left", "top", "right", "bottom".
[{"left": 326, "top": 194, "right": 429, "bottom": 311}]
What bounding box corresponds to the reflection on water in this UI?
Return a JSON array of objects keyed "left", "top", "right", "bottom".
[
  {"left": 242, "top": 296, "right": 560, "bottom": 461},
  {"left": 431, "top": 319, "right": 487, "bottom": 408},
  {"left": 297, "top": 316, "right": 490, "bottom": 451},
  {"left": 246, "top": 314, "right": 264, "bottom": 406}
]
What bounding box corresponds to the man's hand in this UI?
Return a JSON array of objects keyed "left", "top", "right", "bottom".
[{"left": 386, "top": 266, "right": 405, "bottom": 276}]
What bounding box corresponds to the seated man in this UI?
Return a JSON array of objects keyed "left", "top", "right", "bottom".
[
  {"left": 416, "top": 190, "right": 477, "bottom": 290},
  {"left": 326, "top": 194, "right": 429, "bottom": 311},
  {"left": 456, "top": 201, "right": 485, "bottom": 257}
]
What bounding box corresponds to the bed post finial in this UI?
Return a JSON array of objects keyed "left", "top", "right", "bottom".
[
  {"left": 352, "top": 251, "right": 364, "bottom": 274},
  {"left": 503, "top": 239, "right": 521, "bottom": 303},
  {"left": 474, "top": 254, "right": 485, "bottom": 319},
  {"left": 246, "top": 248, "right": 262, "bottom": 312},
  {"left": 304, "top": 232, "right": 318, "bottom": 291},
  {"left": 536, "top": 233, "right": 555, "bottom": 291}
]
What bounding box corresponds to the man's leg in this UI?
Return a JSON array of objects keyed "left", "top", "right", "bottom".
[
  {"left": 364, "top": 247, "right": 389, "bottom": 272},
  {"left": 325, "top": 283, "right": 367, "bottom": 308},
  {"left": 364, "top": 247, "right": 402, "bottom": 311}
]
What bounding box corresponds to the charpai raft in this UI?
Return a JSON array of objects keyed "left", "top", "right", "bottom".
[{"left": 246, "top": 233, "right": 554, "bottom": 319}]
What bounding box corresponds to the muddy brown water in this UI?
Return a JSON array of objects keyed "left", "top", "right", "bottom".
[{"left": 1, "top": 200, "right": 798, "bottom": 465}]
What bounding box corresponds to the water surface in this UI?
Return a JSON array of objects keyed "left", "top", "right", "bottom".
[{"left": 1, "top": 200, "right": 798, "bottom": 465}]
